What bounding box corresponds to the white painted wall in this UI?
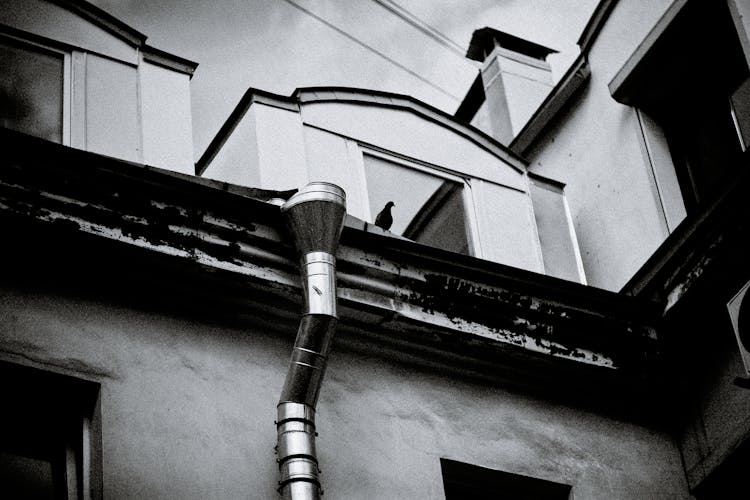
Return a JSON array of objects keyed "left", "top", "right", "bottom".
[
  {"left": 481, "top": 59, "right": 514, "bottom": 144},
  {"left": 85, "top": 54, "right": 140, "bottom": 162},
  {"left": 525, "top": 0, "right": 681, "bottom": 291},
  {"left": 304, "top": 126, "right": 371, "bottom": 220},
  {"left": 255, "top": 104, "right": 308, "bottom": 189},
  {"left": 495, "top": 49, "right": 554, "bottom": 137},
  {"left": 202, "top": 102, "right": 309, "bottom": 190},
  {"left": 473, "top": 48, "right": 554, "bottom": 144},
  {"left": 141, "top": 62, "right": 195, "bottom": 174},
  {"left": 201, "top": 107, "right": 261, "bottom": 187},
  {"left": 503, "top": 73, "right": 553, "bottom": 136},
  {"left": 472, "top": 179, "right": 544, "bottom": 272}
]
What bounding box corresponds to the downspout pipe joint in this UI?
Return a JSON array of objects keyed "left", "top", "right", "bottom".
[{"left": 276, "top": 182, "right": 346, "bottom": 500}]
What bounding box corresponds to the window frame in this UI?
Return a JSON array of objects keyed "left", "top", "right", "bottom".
[
  {"left": 358, "top": 145, "right": 483, "bottom": 258},
  {"left": 609, "top": 0, "right": 749, "bottom": 221},
  {"left": 0, "top": 31, "right": 72, "bottom": 146},
  {"left": 528, "top": 172, "right": 587, "bottom": 284},
  {"left": 0, "top": 360, "right": 101, "bottom": 500}
]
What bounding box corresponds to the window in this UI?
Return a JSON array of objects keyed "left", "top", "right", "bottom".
[
  {"left": 611, "top": 1, "right": 750, "bottom": 217},
  {"left": 529, "top": 174, "right": 585, "bottom": 283},
  {"left": 0, "top": 361, "right": 100, "bottom": 500},
  {"left": 0, "top": 36, "right": 66, "bottom": 143},
  {"left": 363, "top": 152, "right": 474, "bottom": 255},
  {"left": 441, "top": 458, "right": 571, "bottom": 499}
]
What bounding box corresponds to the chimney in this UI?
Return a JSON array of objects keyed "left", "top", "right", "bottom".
[{"left": 456, "top": 28, "right": 557, "bottom": 145}]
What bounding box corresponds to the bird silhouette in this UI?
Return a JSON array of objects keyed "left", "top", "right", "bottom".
[{"left": 374, "top": 201, "right": 395, "bottom": 231}]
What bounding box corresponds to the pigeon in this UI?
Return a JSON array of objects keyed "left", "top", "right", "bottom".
[{"left": 374, "top": 201, "right": 395, "bottom": 231}]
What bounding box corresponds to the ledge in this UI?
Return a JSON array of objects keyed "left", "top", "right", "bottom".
[{"left": 1, "top": 128, "right": 660, "bottom": 399}]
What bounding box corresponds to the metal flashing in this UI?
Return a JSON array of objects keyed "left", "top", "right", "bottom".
[{"left": 142, "top": 44, "right": 198, "bottom": 77}]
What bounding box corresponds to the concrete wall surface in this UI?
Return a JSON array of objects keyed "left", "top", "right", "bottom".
[
  {"left": 525, "top": 0, "right": 678, "bottom": 291},
  {"left": 0, "top": 278, "right": 689, "bottom": 499}
]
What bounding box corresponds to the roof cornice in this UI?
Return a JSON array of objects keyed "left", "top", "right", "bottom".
[{"left": 3, "top": 128, "right": 660, "bottom": 400}]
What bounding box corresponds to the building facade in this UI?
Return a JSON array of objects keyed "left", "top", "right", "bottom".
[{"left": 2, "top": 0, "right": 749, "bottom": 498}]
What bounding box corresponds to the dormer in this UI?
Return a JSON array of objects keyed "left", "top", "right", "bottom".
[
  {"left": 197, "top": 87, "right": 586, "bottom": 282},
  {"left": 0, "top": 0, "right": 197, "bottom": 173}
]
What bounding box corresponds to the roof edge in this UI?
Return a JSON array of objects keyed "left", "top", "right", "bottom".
[
  {"left": 197, "top": 86, "right": 529, "bottom": 177},
  {"left": 195, "top": 88, "right": 299, "bottom": 176},
  {"left": 142, "top": 44, "right": 199, "bottom": 77},
  {"left": 577, "top": 0, "right": 620, "bottom": 53},
  {"left": 48, "top": 0, "right": 196, "bottom": 76},
  {"left": 51, "top": 0, "right": 147, "bottom": 47},
  {"left": 294, "top": 86, "right": 528, "bottom": 171},
  {"left": 1, "top": 128, "right": 661, "bottom": 398},
  {"left": 467, "top": 27, "right": 558, "bottom": 62}
]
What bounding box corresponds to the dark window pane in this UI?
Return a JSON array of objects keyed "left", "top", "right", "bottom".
[
  {"left": 0, "top": 39, "right": 64, "bottom": 143},
  {"left": 365, "top": 154, "right": 471, "bottom": 255},
  {"left": 441, "top": 458, "right": 571, "bottom": 499},
  {"left": 634, "top": 1, "right": 749, "bottom": 213},
  {"left": 0, "top": 452, "right": 56, "bottom": 500}
]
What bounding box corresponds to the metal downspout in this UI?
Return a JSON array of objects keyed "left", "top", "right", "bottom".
[{"left": 276, "top": 182, "right": 346, "bottom": 500}]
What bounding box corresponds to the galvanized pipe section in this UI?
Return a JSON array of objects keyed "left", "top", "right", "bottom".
[{"left": 276, "top": 183, "right": 346, "bottom": 500}]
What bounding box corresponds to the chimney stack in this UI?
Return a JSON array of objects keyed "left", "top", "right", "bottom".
[{"left": 456, "top": 28, "right": 557, "bottom": 145}]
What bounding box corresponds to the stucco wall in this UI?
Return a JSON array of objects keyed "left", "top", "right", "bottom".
[
  {"left": 525, "top": 0, "right": 678, "bottom": 291},
  {"left": 0, "top": 279, "right": 688, "bottom": 499}
]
